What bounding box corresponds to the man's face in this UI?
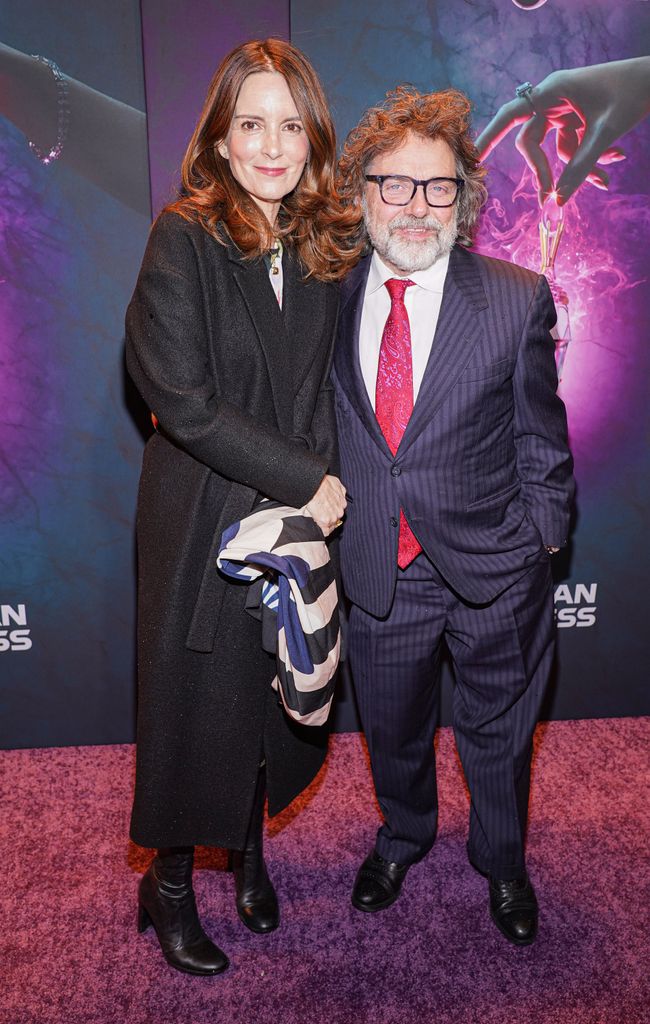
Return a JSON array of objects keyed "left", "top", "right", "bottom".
[{"left": 363, "top": 133, "right": 459, "bottom": 274}]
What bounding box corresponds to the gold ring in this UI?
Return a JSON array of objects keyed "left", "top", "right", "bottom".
[{"left": 335, "top": 519, "right": 343, "bottom": 528}]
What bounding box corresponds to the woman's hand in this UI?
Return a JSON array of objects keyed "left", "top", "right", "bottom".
[{"left": 304, "top": 474, "right": 347, "bottom": 537}]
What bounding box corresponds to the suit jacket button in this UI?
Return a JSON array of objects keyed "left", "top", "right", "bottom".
[
  {"left": 391, "top": 466, "right": 401, "bottom": 477},
  {"left": 390, "top": 516, "right": 398, "bottom": 528}
]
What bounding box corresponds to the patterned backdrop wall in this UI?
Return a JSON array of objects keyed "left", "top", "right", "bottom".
[
  {"left": 1, "top": 0, "right": 648, "bottom": 748},
  {"left": 292, "top": 0, "right": 650, "bottom": 723}
]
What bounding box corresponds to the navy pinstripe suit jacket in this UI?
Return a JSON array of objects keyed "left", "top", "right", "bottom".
[{"left": 332, "top": 245, "right": 575, "bottom": 617}]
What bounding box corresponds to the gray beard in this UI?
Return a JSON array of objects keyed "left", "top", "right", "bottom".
[{"left": 363, "top": 201, "right": 458, "bottom": 273}]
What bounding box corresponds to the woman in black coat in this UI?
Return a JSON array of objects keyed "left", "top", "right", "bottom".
[{"left": 125, "top": 39, "right": 360, "bottom": 975}]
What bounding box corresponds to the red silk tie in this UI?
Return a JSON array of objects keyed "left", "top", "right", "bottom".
[{"left": 375, "top": 278, "right": 423, "bottom": 569}]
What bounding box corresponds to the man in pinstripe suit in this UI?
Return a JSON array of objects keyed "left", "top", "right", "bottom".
[{"left": 333, "top": 87, "right": 575, "bottom": 946}]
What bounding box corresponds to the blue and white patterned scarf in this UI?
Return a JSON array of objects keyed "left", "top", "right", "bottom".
[{"left": 217, "top": 501, "right": 340, "bottom": 727}]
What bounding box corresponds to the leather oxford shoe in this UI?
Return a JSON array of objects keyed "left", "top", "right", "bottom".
[
  {"left": 489, "top": 875, "right": 538, "bottom": 946},
  {"left": 351, "top": 850, "right": 409, "bottom": 912}
]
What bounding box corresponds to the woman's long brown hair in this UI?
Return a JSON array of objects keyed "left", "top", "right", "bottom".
[{"left": 168, "top": 38, "right": 362, "bottom": 281}]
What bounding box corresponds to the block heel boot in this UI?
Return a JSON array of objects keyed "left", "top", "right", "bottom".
[
  {"left": 231, "top": 767, "right": 279, "bottom": 933},
  {"left": 138, "top": 846, "right": 229, "bottom": 975}
]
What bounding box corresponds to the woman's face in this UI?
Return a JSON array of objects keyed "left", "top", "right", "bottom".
[{"left": 218, "top": 71, "right": 310, "bottom": 226}]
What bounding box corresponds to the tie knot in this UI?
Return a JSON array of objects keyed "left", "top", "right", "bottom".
[{"left": 385, "top": 278, "right": 414, "bottom": 304}]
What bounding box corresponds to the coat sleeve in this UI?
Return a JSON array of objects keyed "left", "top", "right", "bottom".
[
  {"left": 309, "top": 380, "right": 339, "bottom": 474},
  {"left": 512, "top": 272, "right": 575, "bottom": 547},
  {"left": 125, "top": 215, "right": 328, "bottom": 508}
]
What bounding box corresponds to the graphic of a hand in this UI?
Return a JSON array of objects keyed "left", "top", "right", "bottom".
[
  {"left": 476, "top": 58, "right": 650, "bottom": 206},
  {"left": 0, "top": 41, "right": 149, "bottom": 214}
]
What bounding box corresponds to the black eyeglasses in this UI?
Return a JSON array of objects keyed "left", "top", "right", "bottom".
[{"left": 364, "top": 175, "right": 464, "bottom": 208}]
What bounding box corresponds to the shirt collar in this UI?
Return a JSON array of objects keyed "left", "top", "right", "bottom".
[{"left": 367, "top": 249, "right": 450, "bottom": 295}]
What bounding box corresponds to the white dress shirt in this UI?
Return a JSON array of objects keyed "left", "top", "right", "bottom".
[{"left": 359, "top": 250, "right": 450, "bottom": 409}]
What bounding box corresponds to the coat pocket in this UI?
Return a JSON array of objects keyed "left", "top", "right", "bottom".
[{"left": 185, "top": 481, "right": 257, "bottom": 653}]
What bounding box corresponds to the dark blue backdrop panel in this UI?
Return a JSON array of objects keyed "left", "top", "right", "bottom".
[{"left": 0, "top": 0, "right": 150, "bottom": 747}]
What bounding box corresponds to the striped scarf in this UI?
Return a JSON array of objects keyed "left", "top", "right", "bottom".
[{"left": 217, "top": 501, "right": 340, "bottom": 726}]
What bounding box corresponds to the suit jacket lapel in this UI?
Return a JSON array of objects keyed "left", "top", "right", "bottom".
[
  {"left": 335, "top": 255, "right": 392, "bottom": 456},
  {"left": 227, "top": 243, "right": 293, "bottom": 435},
  {"left": 398, "top": 245, "right": 488, "bottom": 454}
]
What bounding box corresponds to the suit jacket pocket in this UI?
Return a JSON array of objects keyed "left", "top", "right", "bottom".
[
  {"left": 458, "top": 357, "right": 515, "bottom": 383},
  {"left": 465, "top": 480, "right": 520, "bottom": 511}
]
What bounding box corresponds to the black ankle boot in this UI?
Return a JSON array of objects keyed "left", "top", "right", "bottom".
[
  {"left": 138, "top": 847, "right": 229, "bottom": 975},
  {"left": 231, "top": 767, "right": 279, "bottom": 933}
]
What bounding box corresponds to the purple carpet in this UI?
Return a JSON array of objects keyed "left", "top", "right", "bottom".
[{"left": 3, "top": 718, "right": 649, "bottom": 1024}]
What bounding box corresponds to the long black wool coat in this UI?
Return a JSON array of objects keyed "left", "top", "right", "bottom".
[{"left": 125, "top": 211, "right": 339, "bottom": 850}]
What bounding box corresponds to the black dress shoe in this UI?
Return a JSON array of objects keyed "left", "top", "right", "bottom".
[
  {"left": 489, "top": 875, "right": 538, "bottom": 946},
  {"left": 351, "top": 850, "right": 409, "bottom": 912},
  {"left": 138, "top": 848, "right": 229, "bottom": 975}
]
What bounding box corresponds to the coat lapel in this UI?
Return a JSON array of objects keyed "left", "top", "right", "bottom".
[
  {"left": 398, "top": 245, "right": 488, "bottom": 454},
  {"left": 282, "top": 249, "right": 329, "bottom": 396},
  {"left": 227, "top": 243, "right": 294, "bottom": 435},
  {"left": 335, "top": 255, "right": 392, "bottom": 456}
]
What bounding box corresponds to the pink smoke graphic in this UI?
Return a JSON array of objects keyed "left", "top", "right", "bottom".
[{"left": 474, "top": 166, "right": 648, "bottom": 456}]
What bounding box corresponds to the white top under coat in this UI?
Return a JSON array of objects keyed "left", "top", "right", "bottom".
[
  {"left": 268, "top": 242, "right": 283, "bottom": 307},
  {"left": 359, "top": 249, "right": 450, "bottom": 409}
]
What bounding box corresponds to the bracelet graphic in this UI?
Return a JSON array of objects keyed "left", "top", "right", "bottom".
[{"left": 28, "top": 55, "right": 70, "bottom": 164}]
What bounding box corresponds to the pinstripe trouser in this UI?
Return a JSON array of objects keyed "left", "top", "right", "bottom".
[{"left": 348, "top": 553, "right": 555, "bottom": 879}]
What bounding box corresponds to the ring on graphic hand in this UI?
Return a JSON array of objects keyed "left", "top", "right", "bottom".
[{"left": 515, "top": 81, "right": 537, "bottom": 117}]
